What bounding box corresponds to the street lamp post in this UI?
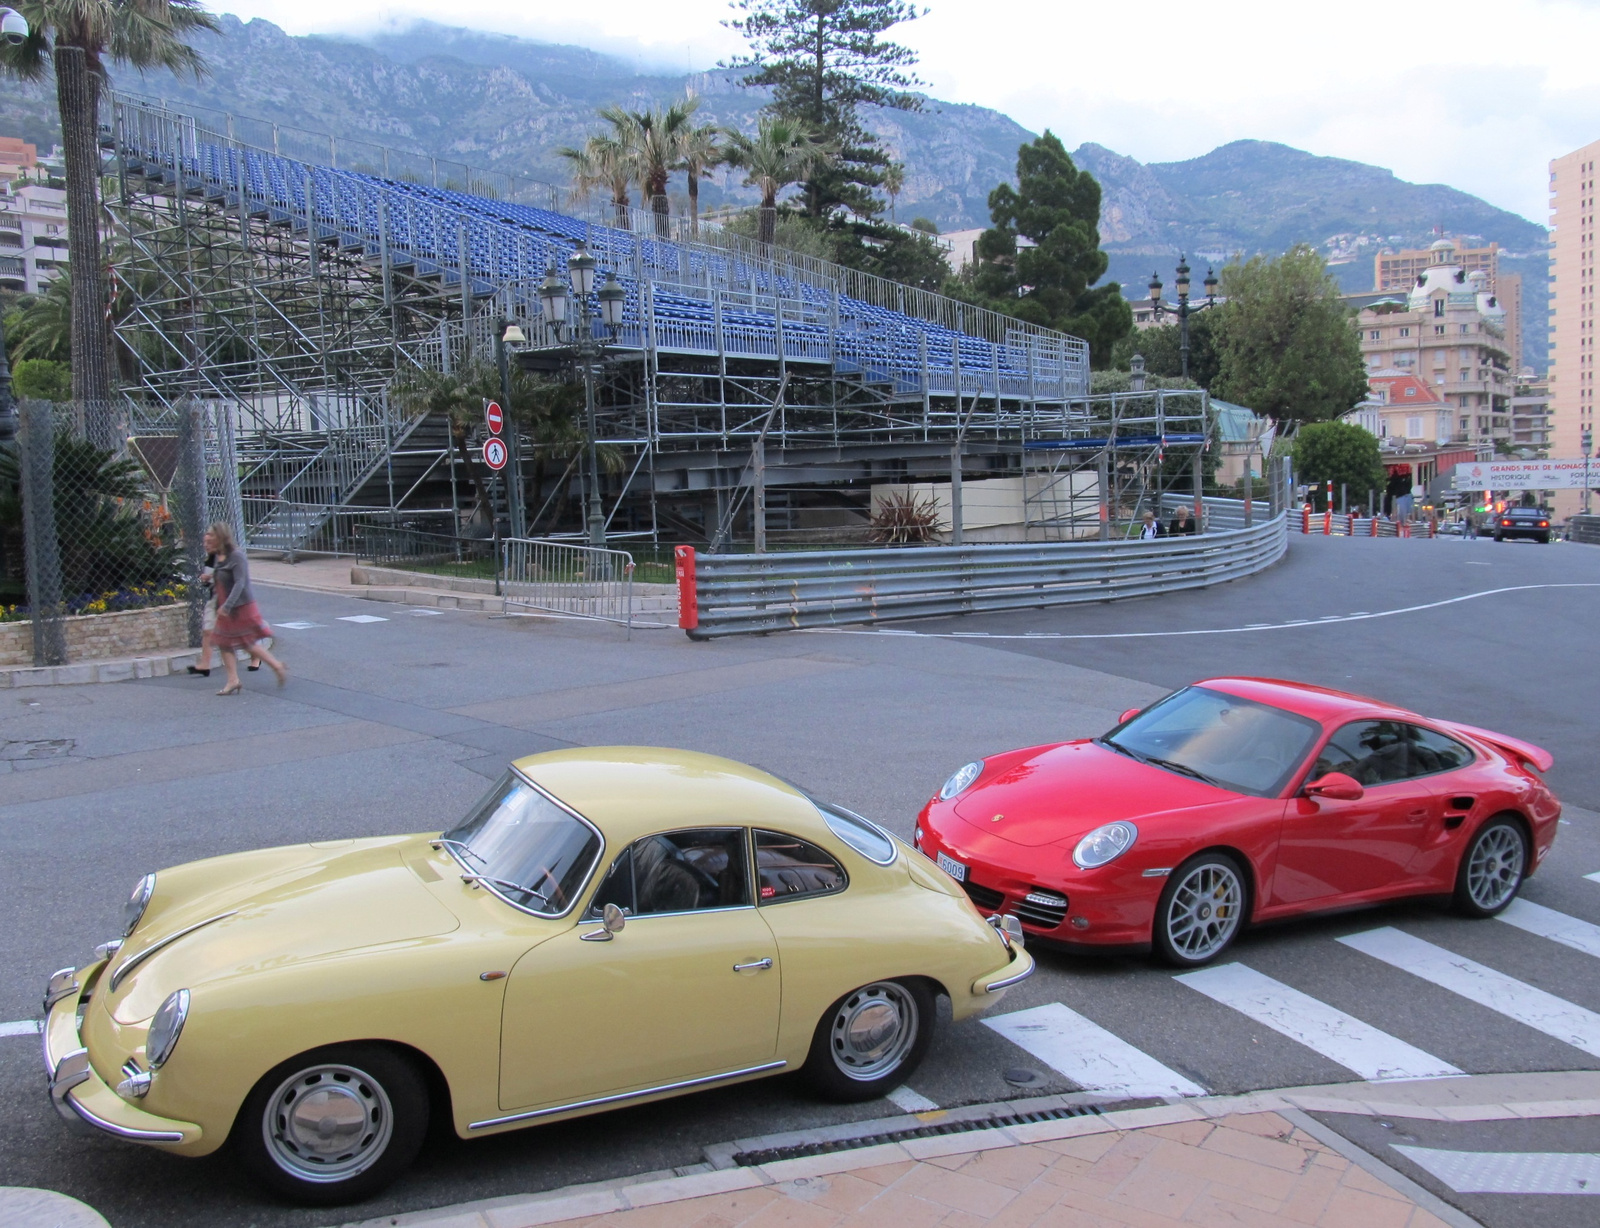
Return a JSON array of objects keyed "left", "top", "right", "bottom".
[
  {"left": 494, "top": 318, "right": 527, "bottom": 539},
  {"left": 1147, "top": 256, "right": 1219, "bottom": 381},
  {"left": 0, "top": 9, "right": 24, "bottom": 444},
  {"left": 538, "top": 242, "right": 626, "bottom": 547}
]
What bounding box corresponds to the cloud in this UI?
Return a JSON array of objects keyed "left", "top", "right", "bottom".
[{"left": 210, "top": 0, "right": 1596, "bottom": 224}]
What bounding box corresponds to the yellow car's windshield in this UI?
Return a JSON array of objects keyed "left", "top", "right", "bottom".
[{"left": 440, "top": 772, "right": 602, "bottom": 917}]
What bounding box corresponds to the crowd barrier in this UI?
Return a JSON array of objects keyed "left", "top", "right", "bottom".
[
  {"left": 675, "top": 514, "right": 1289, "bottom": 639},
  {"left": 1299, "top": 506, "right": 1433, "bottom": 538}
]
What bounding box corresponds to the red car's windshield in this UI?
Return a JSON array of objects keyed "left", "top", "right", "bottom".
[{"left": 1103, "top": 686, "right": 1322, "bottom": 797}]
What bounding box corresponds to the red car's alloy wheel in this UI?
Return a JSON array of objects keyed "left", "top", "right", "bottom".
[{"left": 1155, "top": 857, "right": 1246, "bottom": 967}]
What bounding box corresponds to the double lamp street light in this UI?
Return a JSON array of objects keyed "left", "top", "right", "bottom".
[
  {"left": 536, "top": 242, "right": 625, "bottom": 547},
  {"left": 1148, "top": 256, "right": 1218, "bottom": 381}
]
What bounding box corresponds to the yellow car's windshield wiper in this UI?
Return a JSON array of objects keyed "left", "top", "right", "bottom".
[
  {"left": 459, "top": 873, "right": 553, "bottom": 908},
  {"left": 432, "top": 837, "right": 486, "bottom": 866}
]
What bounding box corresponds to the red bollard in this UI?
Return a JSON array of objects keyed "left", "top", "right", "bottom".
[
  {"left": 1347, "top": 513, "right": 1355, "bottom": 536},
  {"left": 1302, "top": 504, "right": 1311, "bottom": 534},
  {"left": 1370, "top": 515, "right": 1378, "bottom": 538},
  {"left": 1323, "top": 508, "right": 1332, "bottom": 535},
  {"left": 675, "top": 545, "right": 698, "bottom": 632}
]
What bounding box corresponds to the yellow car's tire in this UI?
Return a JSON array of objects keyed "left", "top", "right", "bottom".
[
  {"left": 235, "top": 1043, "right": 429, "bottom": 1205},
  {"left": 802, "top": 978, "right": 935, "bottom": 1102}
]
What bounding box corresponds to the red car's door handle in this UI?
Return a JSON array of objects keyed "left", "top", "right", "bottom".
[{"left": 1406, "top": 808, "right": 1429, "bottom": 822}]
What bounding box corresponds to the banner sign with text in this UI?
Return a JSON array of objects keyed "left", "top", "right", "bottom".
[{"left": 1451, "top": 460, "right": 1597, "bottom": 491}]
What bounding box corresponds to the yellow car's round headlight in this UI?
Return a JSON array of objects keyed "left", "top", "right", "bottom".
[
  {"left": 122, "top": 873, "right": 156, "bottom": 937},
  {"left": 147, "top": 989, "right": 189, "bottom": 1068}
]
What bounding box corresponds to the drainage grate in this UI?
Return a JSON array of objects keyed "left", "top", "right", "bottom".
[{"left": 731, "top": 1103, "right": 1103, "bottom": 1168}]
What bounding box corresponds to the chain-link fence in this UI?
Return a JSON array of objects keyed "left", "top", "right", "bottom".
[{"left": 3, "top": 399, "right": 211, "bottom": 668}]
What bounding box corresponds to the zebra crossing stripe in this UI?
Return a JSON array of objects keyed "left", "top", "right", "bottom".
[
  {"left": 1498, "top": 898, "right": 1600, "bottom": 960},
  {"left": 1338, "top": 927, "right": 1600, "bottom": 1057},
  {"left": 1393, "top": 1146, "right": 1600, "bottom": 1194},
  {"left": 982, "top": 1002, "right": 1205, "bottom": 1099},
  {"left": 1174, "top": 963, "right": 1463, "bottom": 1082},
  {"left": 1584, "top": 871, "right": 1600, "bottom": 886}
]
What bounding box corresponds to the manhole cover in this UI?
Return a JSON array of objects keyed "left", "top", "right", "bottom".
[
  {"left": 1003, "top": 1067, "right": 1043, "bottom": 1087},
  {"left": 1, "top": 739, "right": 74, "bottom": 761}
]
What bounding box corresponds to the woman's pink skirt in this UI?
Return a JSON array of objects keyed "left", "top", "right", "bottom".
[{"left": 213, "top": 600, "right": 272, "bottom": 650}]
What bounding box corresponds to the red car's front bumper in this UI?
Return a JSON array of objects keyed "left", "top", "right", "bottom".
[{"left": 915, "top": 806, "right": 1161, "bottom": 948}]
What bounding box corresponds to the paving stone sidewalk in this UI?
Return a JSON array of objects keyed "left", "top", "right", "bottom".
[{"left": 341, "top": 1107, "right": 1464, "bottom": 1228}]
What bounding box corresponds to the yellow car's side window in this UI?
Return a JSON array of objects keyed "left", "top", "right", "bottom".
[
  {"left": 586, "top": 828, "right": 752, "bottom": 918},
  {"left": 754, "top": 829, "right": 847, "bottom": 904}
]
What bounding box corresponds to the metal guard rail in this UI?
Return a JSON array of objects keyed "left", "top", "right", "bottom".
[
  {"left": 676, "top": 514, "right": 1288, "bottom": 639},
  {"left": 1569, "top": 515, "right": 1600, "bottom": 546}
]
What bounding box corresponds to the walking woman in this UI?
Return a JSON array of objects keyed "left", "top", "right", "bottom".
[{"left": 207, "top": 522, "right": 287, "bottom": 695}]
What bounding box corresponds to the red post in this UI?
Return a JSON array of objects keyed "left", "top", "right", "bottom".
[
  {"left": 1346, "top": 513, "right": 1354, "bottom": 536},
  {"left": 1302, "top": 503, "right": 1311, "bottom": 534},
  {"left": 1370, "top": 514, "right": 1378, "bottom": 538},
  {"left": 1323, "top": 508, "right": 1332, "bottom": 535},
  {"left": 675, "top": 545, "right": 698, "bottom": 633}
]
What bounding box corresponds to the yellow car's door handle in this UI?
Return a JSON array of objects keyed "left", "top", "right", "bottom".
[{"left": 733, "top": 958, "right": 773, "bottom": 972}]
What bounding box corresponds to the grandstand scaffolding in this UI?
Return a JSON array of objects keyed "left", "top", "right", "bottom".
[{"left": 103, "top": 92, "right": 1209, "bottom": 552}]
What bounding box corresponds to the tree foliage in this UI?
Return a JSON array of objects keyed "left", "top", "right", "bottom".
[
  {"left": 724, "top": 0, "right": 924, "bottom": 221},
  {"left": 1211, "top": 245, "right": 1369, "bottom": 424},
  {"left": 13, "top": 357, "right": 71, "bottom": 401},
  {"left": 5, "top": 275, "right": 71, "bottom": 364},
  {"left": 957, "top": 131, "right": 1130, "bottom": 366},
  {"left": 724, "top": 116, "right": 834, "bottom": 244},
  {"left": 1110, "top": 314, "right": 1221, "bottom": 390},
  {"left": 1292, "top": 421, "right": 1385, "bottom": 510}
]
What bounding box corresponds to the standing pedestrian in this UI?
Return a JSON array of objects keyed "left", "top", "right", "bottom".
[
  {"left": 1139, "top": 510, "right": 1162, "bottom": 540},
  {"left": 1168, "top": 505, "right": 1196, "bottom": 536},
  {"left": 1464, "top": 509, "right": 1477, "bottom": 539},
  {"left": 187, "top": 537, "right": 258, "bottom": 677},
  {"left": 208, "top": 522, "right": 287, "bottom": 695}
]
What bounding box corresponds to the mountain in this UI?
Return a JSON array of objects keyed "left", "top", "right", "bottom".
[{"left": 0, "top": 15, "right": 1548, "bottom": 368}]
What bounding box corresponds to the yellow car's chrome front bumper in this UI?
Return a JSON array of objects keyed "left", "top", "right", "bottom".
[
  {"left": 972, "top": 942, "right": 1034, "bottom": 999},
  {"left": 42, "top": 960, "right": 201, "bottom": 1148}
]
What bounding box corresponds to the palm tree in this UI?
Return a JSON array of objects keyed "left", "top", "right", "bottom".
[
  {"left": 559, "top": 136, "right": 634, "bottom": 229},
  {"left": 8, "top": 273, "right": 71, "bottom": 363},
  {"left": 2, "top": 0, "right": 218, "bottom": 445},
  {"left": 678, "top": 121, "right": 726, "bottom": 236},
  {"left": 597, "top": 97, "right": 699, "bottom": 236},
  {"left": 883, "top": 163, "right": 905, "bottom": 223},
  {"left": 724, "top": 118, "right": 832, "bottom": 246}
]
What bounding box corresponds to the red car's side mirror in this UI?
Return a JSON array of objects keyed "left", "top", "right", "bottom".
[
  {"left": 1117, "top": 708, "right": 1141, "bottom": 725},
  {"left": 1305, "top": 772, "right": 1364, "bottom": 802}
]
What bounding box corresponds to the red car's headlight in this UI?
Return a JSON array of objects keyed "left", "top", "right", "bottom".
[{"left": 1072, "top": 821, "right": 1139, "bottom": 869}]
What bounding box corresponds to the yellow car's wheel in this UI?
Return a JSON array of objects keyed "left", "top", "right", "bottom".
[
  {"left": 803, "top": 979, "right": 935, "bottom": 1102},
  {"left": 235, "top": 1044, "right": 428, "bottom": 1205}
]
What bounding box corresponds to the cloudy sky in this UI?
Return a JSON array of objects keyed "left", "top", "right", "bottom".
[{"left": 213, "top": 0, "right": 1598, "bottom": 226}]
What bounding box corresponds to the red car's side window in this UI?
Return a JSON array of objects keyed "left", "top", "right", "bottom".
[{"left": 1313, "top": 721, "right": 1473, "bottom": 786}]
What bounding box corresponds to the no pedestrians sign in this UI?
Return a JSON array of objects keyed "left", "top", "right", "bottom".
[{"left": 482, "top": 436, "right": 508, "bottom": 471}]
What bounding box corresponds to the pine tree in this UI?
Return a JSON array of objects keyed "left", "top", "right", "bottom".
[
  {"left": 964, "top": 132, "right": 1131, "bottom": 365},
  {"left": 724, "top": 0, "right": 925, "bottom": 222}
]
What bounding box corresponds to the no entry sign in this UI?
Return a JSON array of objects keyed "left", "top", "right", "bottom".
[
  {"left": 485, "top": 400, "right": 504, "bottom": 435},
  {"left": 482, "top": 436, "right": 508, "bottom": 471}
]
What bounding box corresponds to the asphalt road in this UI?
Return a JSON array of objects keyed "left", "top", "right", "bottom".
[{"left": 3, "top": 532, "right": 1598, "bottom": 1228}]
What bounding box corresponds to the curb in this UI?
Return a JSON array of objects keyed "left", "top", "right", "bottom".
[
  {"left": 0, "top": 647, "right": 200, "bottom": 688},
  {"left": 325, "top": 1073, "right": 1600, "bottom": 1228}
]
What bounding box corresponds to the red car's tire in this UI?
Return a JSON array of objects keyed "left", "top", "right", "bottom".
[
  {"left": 802, "top": 978, "right": 935, "bottom": 1102},
  {"left": 235, "top": 1043, "right": 429, "bottom": 1206},
  {"left": 1153, "top": 853, "right": 1249, "bottom": 968},
  {"left": 1453, "top": 816, "right": 1528, "bottom": 919}
]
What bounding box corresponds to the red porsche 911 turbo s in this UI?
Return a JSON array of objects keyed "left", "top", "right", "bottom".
[{"left": 915, "top": 678, "right": 1561, "bottom": 967}]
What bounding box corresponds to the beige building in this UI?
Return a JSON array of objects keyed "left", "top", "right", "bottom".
[
  {"left": 1511, "top": 374, "right": 1552, "bottom": 453},
  {"left": 0, "top": 178, "right": 68, "bottom": 294},
  {"left": 1375, "top": 238, "right": 1520, "bottom": 373},
  {"left": 1548, "top": 139, "right": 1600, "bottom": 519},
  {"left": 1355, "top": 242, "right": 1514, "bottom": 445}
]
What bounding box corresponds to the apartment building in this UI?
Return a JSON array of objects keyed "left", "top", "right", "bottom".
[
  {"left": 1548, "top": 139, "right": 1600, "bottom": 519},
  {"left": 0, "top": 178, "right": 68, "bottom": 295},
  {"left": 1511, "top": 374, "right": 1552, "bottom": 453},
  {"left": 1355, "top": 241, "right": 1514, "bottom": 444},
  {"left": 1375, "top": 238, "right": 1520, "bottom": 373}
]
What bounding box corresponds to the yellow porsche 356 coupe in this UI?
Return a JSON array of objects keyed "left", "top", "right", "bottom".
[{"left": 43, "top": 748, "right": 1033, "bottom": 1204}]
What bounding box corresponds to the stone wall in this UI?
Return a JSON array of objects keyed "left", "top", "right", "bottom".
[{"left": 0, "top": 603, "right": 191, "bottom": 666}]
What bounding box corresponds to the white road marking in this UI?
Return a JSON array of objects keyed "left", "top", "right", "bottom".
[
  {"left": 275, "top": 621, "right": 319, "bottom": 630},
  {"left": 1174, "top": 963, "right": 1463, "bottom": 1081},
  {"left": 337, "top": 615, "right": 389, "bottom": 624},
  {"left": 886, "top": 1086, "right": 940, "bottom": 1113},
  {"left": 1393, "top": 1146, "right": 1600, "bottom": 1194},
  {"left": 409, "top": 609, "right": 445, "bottom": 616},
  {"left": 1499, "top": 899, "right": 1600, "bottom": 960},
  {"left": 799, "top": 583, "right": 1600, "bottom": 641},
  {"left": 1585, "top": 871, "right": 1600, "bottom": 885},
  {"left": 1339, "top": 927, "right": 1600, "bottom": 1057},
  {"left": 0, "top": 1020, "right": 40, "bottom": 1038},
  {"left": 982, "top": 1002, "right": 1205, "bottom": 1099}
]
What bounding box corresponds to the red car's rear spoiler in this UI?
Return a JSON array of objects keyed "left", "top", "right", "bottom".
[{"left": 1436, "top": 720, "right": 1554, "bottom": 773}]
